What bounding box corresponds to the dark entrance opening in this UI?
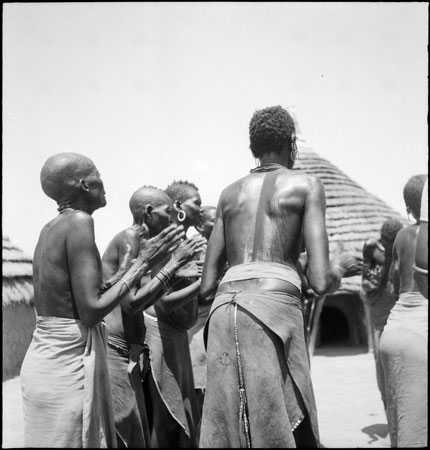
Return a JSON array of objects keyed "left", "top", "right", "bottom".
[{"left": 319, "top": 306, "right": 349, "bottom": 346}]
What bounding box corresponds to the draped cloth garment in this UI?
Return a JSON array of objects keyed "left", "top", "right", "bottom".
[
  {"left": 188, "top": 302, "right": 212, "bottom": 391},
  {"left": 144, "top": 312, "right": 200, "bottom": 447},
  {"left": 106, "top": 336, "right": 151, "bottom": 447},
  {"left": 199, "top": 262, "right": 319, "bottom": 448},
  {"left": 20, "top": 316, "right": 117, "bottom": 448},
  {"left": 380, "top": 292, "right": 428, "bottom": 448}
]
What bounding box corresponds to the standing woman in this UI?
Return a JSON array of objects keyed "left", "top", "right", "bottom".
[
  {"left": 380, "top": 174, "right": 428, "bottom": 448},
  {"left": 144, "top": 180, "right": 205, "bottom": 448},
  {"left": 20, "top": 153, "right": 183, "bottom": 448}
]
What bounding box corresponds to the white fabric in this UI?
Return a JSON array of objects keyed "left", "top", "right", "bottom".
[{"left": 21, "top": 316, "right": 117, "bottom": 448}]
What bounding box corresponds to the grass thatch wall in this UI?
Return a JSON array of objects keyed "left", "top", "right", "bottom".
[
  {"left": 3, "top": 304, "right": 36, "bottom": 381},
  {"left": 294, "top": 136, "right": 407, "bottom": 297},
  {"left": 3, "top": 235, "right": 35, "bottom": 380}
]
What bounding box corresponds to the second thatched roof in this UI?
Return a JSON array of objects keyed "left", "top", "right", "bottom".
[{"left": 3, "top": 235, "right": 34, "bottom": 307}]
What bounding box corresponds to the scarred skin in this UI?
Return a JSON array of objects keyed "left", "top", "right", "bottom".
[
  {"left": 101, "top": 189, "right": 205, "bottom": 345},
  {"left": 33, "top": 153, "right": 183, "bottom": 328},
  {"left": 201, "top": 147, "right": 362, "bottom": 301}
]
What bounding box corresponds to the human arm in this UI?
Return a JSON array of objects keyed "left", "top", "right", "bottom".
[
  {"left": 155, "top": 279, "right": 202, "bottom": 314},
  {"left": 200, "top": 201, "right": 228, "bottom": 303},
  {"left": 303, "top": 177, "right": 362, "bottom": 295},
  {"left": 121, "top": 235, "right": 206, "bottom": 316},
  {"left": 414, "top": 177, "right": 428, "bottom": 298},
  {"left": 67, "top": 213, "right": 183, "bottom": 327}
]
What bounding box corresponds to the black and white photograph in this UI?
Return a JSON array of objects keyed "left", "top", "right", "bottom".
[{"left": 2, "top": 2, "right": 428, "bottom": 448}]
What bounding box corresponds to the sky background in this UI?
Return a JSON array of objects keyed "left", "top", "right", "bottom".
[{"left": 3, "top": 2, "right": 428, "bottom": 257}]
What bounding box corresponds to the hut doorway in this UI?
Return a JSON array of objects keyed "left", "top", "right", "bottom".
[
  {"left": 319, "top": 306, "right": 349, "bottom": 346},
  {"left": 311, "top": 294, "right": 369, "bottom": 353}
]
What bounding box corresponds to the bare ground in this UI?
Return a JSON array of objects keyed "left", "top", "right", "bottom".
[{"left": 2, "top": 344, "right": 390, "bottom": 448}]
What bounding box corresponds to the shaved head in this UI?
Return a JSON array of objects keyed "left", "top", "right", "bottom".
[
  {"left": 40, "top": 152, "right": 97, "bottom": 207},
  {"left": 129, "top": 186, "right": 172, "bottom": 223}
]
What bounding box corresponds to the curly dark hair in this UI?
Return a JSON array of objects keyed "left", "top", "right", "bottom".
[
  {"left": 403, "top": 174, "right": 427, "bottom": 219},
  {"left": 165, "top": 180, "right": 199, "bottom": 203},
  {"left": 380, "top": 218, "right": 403, "bottom": 244},
  {"left": 249, "top": 105, "right": 296, "bottom": 158}
]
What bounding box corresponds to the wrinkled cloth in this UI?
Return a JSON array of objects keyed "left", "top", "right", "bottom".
[
  {"left": 200, "top": 289, "right": 319, "bottom": 448},
  {"left": 188, "top": 302, "right": 212, "bottom": 390},
  {"left": 21, "top": 316, "right": 117, "bottom": 448},
  {"left": 144, "top": 312, "right": 200, "bottom": 447},
  {"left": 221, "top": 261, "right": 302, "bottom": 292},
  {"left": 107, "top": 336, "right": 151, "bottom": 448},
  {"left": 380, "top": 292, "right": 428, "bottom": 448}
]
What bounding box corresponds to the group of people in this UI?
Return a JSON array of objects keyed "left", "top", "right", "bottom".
[
  {"left": 362, "top": 175, "right": 428, "bottom": 448},
  {"left": 20, "top": 104, "right": 426, "bottom": 448}
]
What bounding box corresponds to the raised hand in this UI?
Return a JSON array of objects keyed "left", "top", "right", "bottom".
[
  {"left": 171, "top": 235, "right": 207, "bottom": 269},
  {"left": 136, "top": 224, "right": 185, "bottom": 268},
  {"left": 175, "top": 260, "right": 204, "bottom": 279},
  {"left": 333, "top": 253, "right": 363, "bottom": 278}
]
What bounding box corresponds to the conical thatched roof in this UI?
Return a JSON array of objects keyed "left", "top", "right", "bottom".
[
  {"left": 2, "top": 235, "right": 34, "bottom": 307},
  {"left": 294, "top": 135, "right": 407, "bottom": 296}
]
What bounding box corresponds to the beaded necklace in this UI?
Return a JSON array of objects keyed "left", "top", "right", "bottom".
[{"left": 250, "top": 163, "right": 286, "bottom": 174}]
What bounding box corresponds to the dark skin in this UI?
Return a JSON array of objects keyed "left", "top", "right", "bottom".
[
  {"left": 102, "top": 192, "right": 206, "bottom": 345},
  {"left": 33, "top": 158, "right": 184, "bottom": 328},
  {"left": 201, "top": 144, "right": 362, "bottom": 302},
  {"left": 392, "top": 224, "right": 421, "bottom": 298},
  {"left": 362, "top": 238, "right": 388, "bottom": 298},
  {"left": 145, "top": 188, "right": 205, "bottom": 324}
]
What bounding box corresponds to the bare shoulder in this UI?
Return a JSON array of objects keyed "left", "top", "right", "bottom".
[
  {"left": 66, "top": 210, "right": 94, "bottom": 228},
  {"left": 394, "top": 224, "right": 418, "bottom": 248}
]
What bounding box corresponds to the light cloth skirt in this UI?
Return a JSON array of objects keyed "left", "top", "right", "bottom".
[
  {"left": 380, "top": 292, "right": 428, "bottom": 448},
  {"left": 20, "top": 316, "right": 117, "bottom": 448}
]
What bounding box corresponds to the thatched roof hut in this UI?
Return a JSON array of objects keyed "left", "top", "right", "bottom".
[
  {"left": 294, "top": 135, "right": 407, "bottom": 296},
  {"left": 293, "top": 134, "right": 407, "bottom": 353},
  {"left": 3, "top": 235, "right": 35, "bottom": 380},
  {"left": 3, "top": 235, "right": 34, "bottom": 307}
]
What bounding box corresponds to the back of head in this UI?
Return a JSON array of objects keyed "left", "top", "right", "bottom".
[
  {"left": 380, "top": 218, "right": 403, "bottom": 244},
  {"left": 165, "top": 180, "right": 199, "bottom": 203},
  {"left": 403, "top": 174, "right": 427, "bottom": 218},
  {"left": 129, "top": 186, "right": 171, "bottom": 223},
  {"left": 40, "top": 152, "right": 96, "bottom": 208},
  {"left": 249, "top": 105, "right": 296, "bottom": 158}
]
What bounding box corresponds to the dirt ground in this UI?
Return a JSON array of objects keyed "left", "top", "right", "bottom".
[{"left": 2, "top": 344, "right": 390, "bottom": 448}]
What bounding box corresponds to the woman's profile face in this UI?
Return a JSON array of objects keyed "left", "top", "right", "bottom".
[{"left": 181, "top": 191, "right": 203, "bottom": 227}]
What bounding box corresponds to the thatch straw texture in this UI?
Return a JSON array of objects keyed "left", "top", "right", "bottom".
[
  {"left": 2, "top": 235, "right": 34, "bottom": 307},
  {"left": 294, "top": 136, "right": 407, "bottom": 296}
]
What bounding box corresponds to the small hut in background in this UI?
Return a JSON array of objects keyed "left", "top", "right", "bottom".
[
  {"left": 294, "top": 133, "right": 406, "bottom": 355},
  {"left": 2, "top": 235, "right": 35, "bottom": 381}
]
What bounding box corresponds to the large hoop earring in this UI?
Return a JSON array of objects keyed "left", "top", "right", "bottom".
[
  {"left": 177, "top": 210, "right": 187, "bottom": 222},
  {"left": 290, "top": 150, "right": 299, "bottom": 162}
]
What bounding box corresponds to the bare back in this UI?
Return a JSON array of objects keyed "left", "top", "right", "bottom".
[
  {"left": 33, "top": 211, "right": 101, "bottom": 319},
  {"left": 101, "top": 228, "right": 144, "bottom": 344},
  {"left": 392, "top": 225, "right": 420, "bottom": 295},
  {"left": 222, "top": 169, "right": 308, "bottom": 268}
]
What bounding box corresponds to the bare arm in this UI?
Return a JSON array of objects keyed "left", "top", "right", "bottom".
[
  {"left": 200, "top": 200, "right": 227, "bottom": 302},
  {"left": 303, "top": 177, "right": 361, "bottom": 295},
  {"left": 67, "top": 213, "right": 183, "bottom": 327},
  {"left": 121, "top": 236, "right": 206, "bottom": 316},
  {"left": 156, "top": 279, "right": 201, "bottom": 314}
]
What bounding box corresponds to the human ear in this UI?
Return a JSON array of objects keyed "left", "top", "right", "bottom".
[
  {"left": 79, "top": 179, "right": 89, "bottom": 192},
  {"left": 145, "top": 205, "right": 153, "bottom": 216},
  {"left": 174, "top": 200, "right": 182, "bottom": 212}
]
